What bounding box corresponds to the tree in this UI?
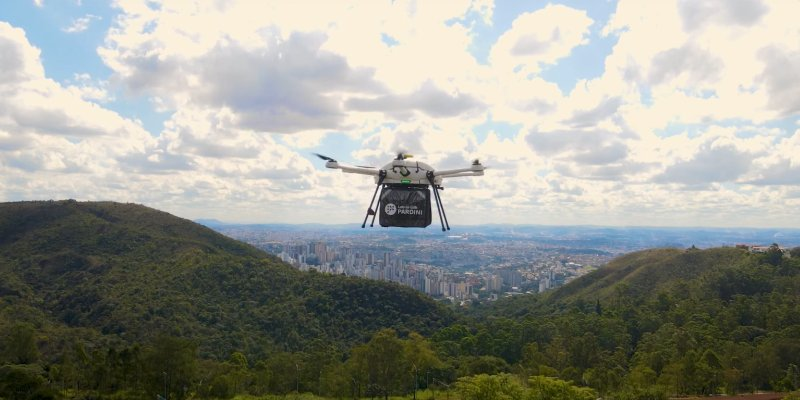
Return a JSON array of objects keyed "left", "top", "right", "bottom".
[
  {"left": 262, "top": 352, "right": 299, "bottom": 394},
  {"left": 527, "top": 375, "right": 596, "bottom": 400},
  {"left": 144, "top": 336, "right": 198, "bottom": 400},
  {"left": 1, "top": 323, "right": 39, "bottom": 364},
  {"left": 0, "top": 364, "right": 55, "bottom": 400},
  {"left": 227, "top": 351, "right": 250, "bottom": 395},
  {"left": 349, "top": 329, "right": 406, "bottom": 400},
  {"left": 404, "top": 332, "right": 444, "bottom": 396},
  {"left": 455, "top": 373, "right": 524, "bottom": 400},
  {"left": 763, "top": 243, "right": 783, "bottom": 266}
]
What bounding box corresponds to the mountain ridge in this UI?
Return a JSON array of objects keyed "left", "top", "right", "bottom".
[{"left": 0, "top": 200, "right": 452, "bottom": 360}]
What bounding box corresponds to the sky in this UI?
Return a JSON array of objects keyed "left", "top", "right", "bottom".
[{"left": 1, "top": 0, "right": 799, "bottom": 228}]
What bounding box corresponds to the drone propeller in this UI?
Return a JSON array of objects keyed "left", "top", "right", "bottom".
[
  {"left": 313, "top": 153, "right": 336, "bottom": 162},
  {"left": 314, "top": 153, "right": 377, "bottom": 169}
]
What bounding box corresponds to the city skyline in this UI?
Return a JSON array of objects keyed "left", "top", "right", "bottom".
[
  {"left": 1, "top": 1, "right": 799, "bottom": 227},
  {"left": 220, "top": 225, "right": 607, "bottom": 302}
]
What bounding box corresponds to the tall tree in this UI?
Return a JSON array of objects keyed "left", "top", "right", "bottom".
[{"left": 144, "top": 336, "right": 198, "bottom": 400}]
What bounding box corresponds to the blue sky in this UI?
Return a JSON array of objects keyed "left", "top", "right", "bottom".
[{"left": 1, "top": 0, "right": 799, "bottom": 227}]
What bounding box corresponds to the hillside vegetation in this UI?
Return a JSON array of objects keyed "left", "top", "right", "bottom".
[
  {"left": 2, "top": 200, "right": 800, "bottom": 400},
  {"left": 456, "top": 245, "right": 800, "bottom": 398},
  {"left": 0, "top": 201, "right": 454, "bottom": 398}
]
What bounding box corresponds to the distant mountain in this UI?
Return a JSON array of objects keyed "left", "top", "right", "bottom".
[
  {"left": 0, "top": 200, "right": 452, "bottom": 360},
  {"left": 544, "top": 247, "right": 749, "bottom": 305},
  {"left": 474, "top": 247, "right": 800, "bottom": 324},
  {"left": 193, "top": 218, "right": 230, "bottom": 228}
]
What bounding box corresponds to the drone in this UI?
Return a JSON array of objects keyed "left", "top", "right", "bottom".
[{"left": 314, "top": 152, "right": 485, "bottom": 231}]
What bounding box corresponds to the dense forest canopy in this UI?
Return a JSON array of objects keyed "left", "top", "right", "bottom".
[{"left": 2, "top": 201, "right": 800, "bottom": 400}]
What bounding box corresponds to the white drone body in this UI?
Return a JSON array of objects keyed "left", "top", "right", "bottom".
[{"left": 315, "top": 153, "right": 485, "bottom": 230}]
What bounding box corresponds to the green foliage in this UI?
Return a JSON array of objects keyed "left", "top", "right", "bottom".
[
  {"left": 455, "top": 247, "right": 800, "bottom": 397},
  {"left": 0, "top": 200, "right": 452, "bottom": 361},
  {"left": 0, "top": 364, "right": 55, "bottom": 400},
  {"left": 527, "top": 375, "right": 596, "bottom": 400},
  {"left": 348, "top": 329, "right": 406, "bottom": 399},
  {"left": 0, "top": 323, "right": 39, "bottom": 364},
  {"left": 455, "top": 374, "right": 595, "bottom": 400},
  {"left": 784, "top": 390, "right": 800, "bottom": 400},
  {"left": 4, "top": 201, "right": 800, "bottom": 399},
  {"left": 455, "top": 373, "right": 525, "bottom": 400}
]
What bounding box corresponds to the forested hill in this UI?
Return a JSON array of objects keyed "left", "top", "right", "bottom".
[
  {"left": 0, "top": 200, "right": 452, "bottom": 360},
  {"left": 475, "top": 246, "right": 788, "bottom": 317},
  {"left": 545, "top": 247, "right": 753, "bottom": 306},
  {"left": 456, "top": 246, "right": 800, "bottom": 396}
]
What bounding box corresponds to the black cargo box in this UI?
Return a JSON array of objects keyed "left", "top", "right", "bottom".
[{"left": 379, "top": 185, "right": 432, "bottom": 228}]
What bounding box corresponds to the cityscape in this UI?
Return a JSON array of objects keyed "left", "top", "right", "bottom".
[{"left": 207, "top": 223, "right": 800, "bottom": 304}]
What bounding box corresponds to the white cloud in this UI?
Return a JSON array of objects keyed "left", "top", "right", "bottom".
[
  {"left": 65, "top": 73, "right": 112, "bottom": 102},
  {"left": 0, "top": 20, "right": 350, "bottom": 223},
  {"left": 346, "top": 81, "right": 483, "bottom": 119},
  {"left": 63, "top": 14, "right": 101, "bottom": 33},
  {"left": 490, "top": 4, "right": 593, "bottom": 77},
  {"left": 677, "top": 0, "right": 768, "bottom": 32}
]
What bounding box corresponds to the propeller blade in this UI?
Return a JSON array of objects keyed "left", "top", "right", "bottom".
[
  {"left": 313, "top": 153, "right": 336, "bottom": 162},
  {"left": 355, "top": 165, "right": 376, "bottom": 169}
]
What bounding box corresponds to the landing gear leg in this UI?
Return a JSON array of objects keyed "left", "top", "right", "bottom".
[
  {"left": 370, "top": 185, "right": 383, "bottom": 228},
  {"left": 434, "top": 184, "right": 450, "bottom": 231},
  {"left": 427, "top": 172, "right": 450, "bottom": 231},
  {"left": 362, "top": 171, "right": 386, "bottom": 228}
]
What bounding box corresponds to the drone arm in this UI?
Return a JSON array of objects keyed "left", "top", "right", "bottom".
[
  {"left": 434, "top": 165, "right": 485, "bottom": 178},
  {"left": 325, "top": 161, "right": 380, "bottom": 176},
  {"left": 437, "top": 171, "right": 484, "bottom": 179}
]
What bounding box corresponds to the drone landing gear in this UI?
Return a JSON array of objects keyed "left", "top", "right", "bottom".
[
  {"left": 362, "top": 171, "right": 386, "bottom": 228},
  {"left": 427, "top": 172, "right": 450, "bottom": 232}
]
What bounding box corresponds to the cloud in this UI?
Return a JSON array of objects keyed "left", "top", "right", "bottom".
[
  {"left": 745, "top": 159, "right": 800, "bottom": 185},
  {"left": 572, "top": 141, "right": 629, "bottom": 165},
  {"left": 554, "top": 160, "right": 656, "bottom": 181},
  {"left": 0, "top": 23, "right": 44, "bottom": 83},
  {"left": 648, "top": 44, "right": 723, "bottom": 87},
  {"left": 567, "top": 97, "right": 623, "bottom": 128},
  {"left": 104, "top": 30, "right": 384, "bottom": 133},
  {"left": 757, "top": 47, "right": 800, "bottom": 117},
  {"left": 490, "top": 4, "right": 593, "bottom": 76},
  {"left": 65, "top": 73, "right": 112, "bottom": 102},
  {"left": 527, "top": 129, "right": 628, "bottom": 164},
  {"left": 653, "top": 143, "right": 755, "bottom": 185},
  {"left": 346, "top": 81, "right": 482, "bottom": 119},
  {"left": 677, "top": 0, "right": 768, "bottom": 31},
  {"left": 63, "top": 14, "right": 102, "bottom": 33}
]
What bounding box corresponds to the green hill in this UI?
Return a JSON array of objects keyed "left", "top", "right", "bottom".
[
  {"left": 451, "top": 246, "right": 800, "bottom": 397},
  {"left": 0, "top": 200, "right": 452, "bottom": 360},
  {"left": 4, "top": 203, "right": 799, "bottom": 399},
  {"left": 472, "top": 247, "right": 778, "bottom": 318},
  {"left": 544, "top": 247, "right": 750, "bottom": 305}
]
